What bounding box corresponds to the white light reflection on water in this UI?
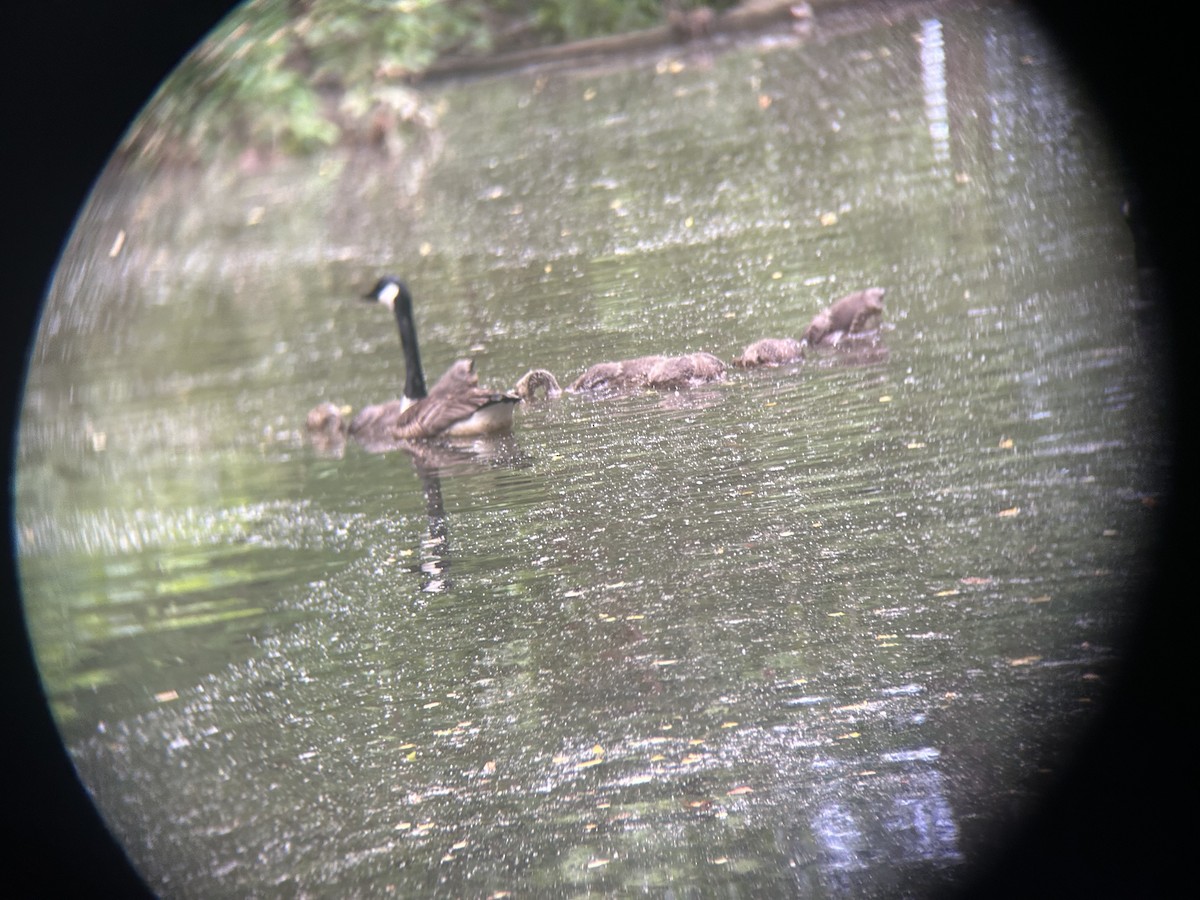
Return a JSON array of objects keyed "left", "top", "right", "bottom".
[{"left": 921, "top": 18, "right": 951, "bottom": 165}]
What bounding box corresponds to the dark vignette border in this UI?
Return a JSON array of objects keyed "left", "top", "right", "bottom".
[{"left": 1, "top": 1, "right": 1187, "bottom": 895}]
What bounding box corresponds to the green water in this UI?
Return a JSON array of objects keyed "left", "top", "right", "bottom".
[{"left": 14, "top": 3, "right": 1169, "bottom": 896}]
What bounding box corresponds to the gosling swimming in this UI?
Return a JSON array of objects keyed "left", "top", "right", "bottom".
[
  {"left": 569, "top": 351, "right": 727, "bottom": 394},
  {"left": 803, "top": 287, "right": 885, "bottom": 347},
  {"left": 733, "top": 288, "right": 886, "bottom": 367},
  {"left": 732, "top": 337, "right": 805, "bottom": 368},
  {"left": 305, "top": 402, "right": 351, "bottom": 455},
  {"left": 511, "top": 368, "right": 563, "bottom": 401}
]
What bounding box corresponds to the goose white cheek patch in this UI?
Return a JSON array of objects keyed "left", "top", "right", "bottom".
[{"left": 377, "top": 280, "right": 401, "bottom": 306}]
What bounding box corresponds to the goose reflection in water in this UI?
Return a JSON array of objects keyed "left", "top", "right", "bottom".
[
  {"left": 305, "top": 396, "right": 531, "bottom": 593},
  {"left": 401, "top": 435, "right": 531, "bottom": 595},
  {"left": 412, "top": 456, "right": 451, "bottom": 595}
]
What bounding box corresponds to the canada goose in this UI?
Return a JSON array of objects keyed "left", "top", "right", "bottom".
[
  {"left": 569, "top": 351, "right": 727, "bottom": 393},
  {"left": 732, "top": 337, "right": 805, "bottom": 368},
  {"left": 355, "top": 276, "right": 520, "bottom": 441},
  {"left": 803, "top": 288, "right": 886, "bottom": 347}
]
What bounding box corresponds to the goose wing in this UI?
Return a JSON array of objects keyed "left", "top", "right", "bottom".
[{"left": 391, "top": 359, "right": 517, "bottom": 439}]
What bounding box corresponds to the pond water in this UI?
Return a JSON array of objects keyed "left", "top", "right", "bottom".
[{"left": 14, "top": 1, "right": 1171, "bottom": 896}]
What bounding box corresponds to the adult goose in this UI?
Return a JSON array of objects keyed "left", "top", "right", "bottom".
[{"left": 352, "top": 276, "right": 520, "bottom": 442}]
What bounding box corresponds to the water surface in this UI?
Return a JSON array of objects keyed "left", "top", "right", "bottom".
[{"left": 15, "top": 2, "right": 1169, "bottom": 896}]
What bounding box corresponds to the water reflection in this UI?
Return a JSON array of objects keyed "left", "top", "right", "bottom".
[
  {"left": 415, "top": 464, "right": 451, "bottom": 593},
  {"left": 400, "top": 435, "right": 531, "bottom": 595},
  {"left": 920, "top": 19, "right": 950, "bottom": 165},
  {"left": 793, "top": 760, "right": 961, "bottom": 892}
]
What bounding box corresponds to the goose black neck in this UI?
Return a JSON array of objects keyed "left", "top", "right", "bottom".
[{"left": 393, "top": 283, "right": 428, "bottom": 400}]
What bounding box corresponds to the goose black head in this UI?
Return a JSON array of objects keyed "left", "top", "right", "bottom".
[{"left": 363, "top": 275, "right": 411, "bottom": 310}]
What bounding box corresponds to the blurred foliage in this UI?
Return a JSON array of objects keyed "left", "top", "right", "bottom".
[
  {"left": 122, "top": 0, "right": 488, "bottom": 162},
  {"left": 120, "top": 0, "right": 735, "bottom": 163},
  {"left": 515, "top": 0, "right": 662, "bottom": 41},
  {"left": 496, "top": 0, "right": 737, "bottom": 42}
]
